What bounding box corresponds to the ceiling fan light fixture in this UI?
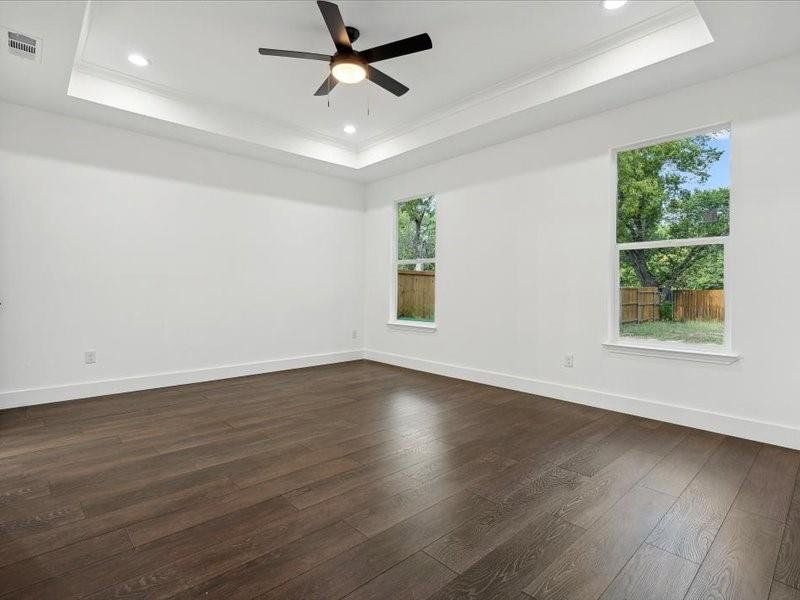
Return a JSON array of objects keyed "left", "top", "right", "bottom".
[
  {"left": 601, "top": 0, "right": 627, "bottom": 9},
  {"left": 331, "top": 60, "right": 366, "bottom": 84}
]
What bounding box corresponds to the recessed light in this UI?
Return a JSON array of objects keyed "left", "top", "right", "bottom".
[
  {"left": 127, "top": 53, "right": 150, "bottom": 67},
  {"left": 602, "top": 0, "right": 627, "bottom": 9},
  {"left": 343, "top": 124, "right": 356, "bottom": 135}
]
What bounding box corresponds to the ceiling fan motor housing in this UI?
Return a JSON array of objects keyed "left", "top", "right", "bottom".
[{"left": 345, "top": 26, "right": 360, "bottom": 43}]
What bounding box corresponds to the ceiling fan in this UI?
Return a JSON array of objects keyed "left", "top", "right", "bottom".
[{"left": 257, "top": 0, "right": 432, "bottom": 97}]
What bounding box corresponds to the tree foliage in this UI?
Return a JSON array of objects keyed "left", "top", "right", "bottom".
[
  {"left": 398, "top": 196, "right": 436, "bottom": 270},
  {"left": 620, "top": 243, "right": 724, "bottom": 290},
  {"left": 617, "top": 133, "right": 728, "bottom": 293}
]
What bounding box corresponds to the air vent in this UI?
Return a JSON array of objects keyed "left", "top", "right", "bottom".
[{"left": 7, "top": 30, "right": 40, "bottom": 62}]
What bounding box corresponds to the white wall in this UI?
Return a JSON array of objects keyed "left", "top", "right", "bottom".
[
  {"left": 0, "top": 101, "right": 364, "bottom": 407},
  {"left": 3, "top": 54, "right": 799, "bottom": 449},
  {"left": 363, "top": 54, "right": 800, "bottom": 449}
]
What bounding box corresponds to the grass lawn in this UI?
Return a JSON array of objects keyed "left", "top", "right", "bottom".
[
  {"left": 397, "top": 315, "right": 435, "bottom": 323},
  {"left": 620, "top": 320, "right": 724, "bottom": 345}
]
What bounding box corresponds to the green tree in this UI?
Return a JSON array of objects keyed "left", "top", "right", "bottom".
[
  {"left": 617, "top": 134, "right": 728, "bottom": 295},
  {"left": 398, "top": 197, "right": 436, "bottom": 270}
]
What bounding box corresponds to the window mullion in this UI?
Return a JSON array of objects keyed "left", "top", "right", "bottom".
[{"left": 617, "top": 236, "right": 727, "bottom": 251}]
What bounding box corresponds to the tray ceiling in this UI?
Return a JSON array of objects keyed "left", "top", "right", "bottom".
[{"left": 2, "top": 1, "right": 800, "bottom": 179}]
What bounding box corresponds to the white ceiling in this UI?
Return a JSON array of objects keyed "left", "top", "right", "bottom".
[
  {"left": 79, "top": 0, "right": 687, "bottom": 146},
  {"left": 2, "top": 1, "right": 800, "bottom": 180}
]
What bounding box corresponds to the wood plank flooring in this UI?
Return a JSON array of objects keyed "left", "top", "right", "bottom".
[{"left": 0, "top": 359, "right": 798, "bottom": 599}]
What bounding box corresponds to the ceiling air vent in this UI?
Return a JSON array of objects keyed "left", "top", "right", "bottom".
[{"left": 7, "top": 30, "right": 40, "bottom": 62}]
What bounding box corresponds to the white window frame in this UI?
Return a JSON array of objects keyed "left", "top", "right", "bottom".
[
  {"left": 387, "top": 194, "right": 437, "bottom": 331},
  {"left": 604, "top": 124, "right": 740, "bottom": 364}
]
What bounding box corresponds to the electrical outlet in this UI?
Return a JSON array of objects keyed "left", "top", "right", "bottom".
[
  {"left": 563, "top": 354, "right": 574, "bottom": 368},
  {"left": 352, "top": 330, "right": 358, "bottom": 340},
  {"left": 84, "top": 350, "right": 96, "bottom": 365}
]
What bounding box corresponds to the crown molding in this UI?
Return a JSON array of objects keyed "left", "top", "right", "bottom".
[
  {"left": 67, "top": 1, "right": 712, "bottom": 171},
  {"left": 356, "top": 3, "right": 702, "bottom": 152},
  {"left": 72, "top": 0, "right": 354, "bottom": 152},
  {"left": 72, "top": 59, "right": 356, "bottom": 153}
]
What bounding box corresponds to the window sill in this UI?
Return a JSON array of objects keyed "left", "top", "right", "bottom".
[
  {"left": 387, "top": 320, "right": 437, "bottom": 332},
  {"left": 602, "top": 341, "right": 740, "bottom": 364}
]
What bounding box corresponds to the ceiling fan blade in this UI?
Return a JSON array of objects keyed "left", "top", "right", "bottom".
[
  {"left": 258, "top": 48, "right": 331, "bottom": 61},
  {"left": 313, "top": 73, "right": 339, "bottom": 96},
  {"left": 317, "top": 1, "right": 351, "bottom": 50},
  {"left": 359, "top": 33, "right": 432, "bottom": 63},
  {"left": 367, "top": 66, "right": 409, "bottom": 96}
]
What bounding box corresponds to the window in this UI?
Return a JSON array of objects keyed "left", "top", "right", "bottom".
[
  {"left": 393, "top": 196, "right": 436, "bottom": 325},
  {"left": 613, "top": 126, "right": 731, "bottom": 350}
]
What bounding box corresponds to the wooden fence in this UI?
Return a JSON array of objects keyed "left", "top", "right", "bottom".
[
  {"left": 620, "top": 287, "right": 660, "bottom": 323},
  {"left": 397, "top": 270, "right": 435, "bottom": 320},
  {"left": 673, "top": 289, "right": 725, "bottom": 321},
  {"left": 621, "top": 287, "right": 724, "bottom": 323}
]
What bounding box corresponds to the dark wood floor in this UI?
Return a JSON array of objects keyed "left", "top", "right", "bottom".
[{"left": 1, "top": 360, "right": 798, "bottom": 599}]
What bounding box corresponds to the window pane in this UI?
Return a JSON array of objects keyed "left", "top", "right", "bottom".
[
  {"left": 619, "top": 244, "right": 724, "bottom": 345},
  {"left": 616, "top": 128, "right": 730, "bottom": 243},
  {"left": 397, "top": 196, "right": 436, "bottom": 260},
  {"left": 397, "top": 262, "right": 435, "bottom": 322}
]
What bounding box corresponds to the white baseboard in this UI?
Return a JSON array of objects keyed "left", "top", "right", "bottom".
[
  {"left": 0, "top": 350, "right": 365, "bottom": 410},
  {"left": 365, "top": 349, "right": 800, "bottom": 451},
  {"left": 7, "top": 346, "right": 797, "bottom": 451}
]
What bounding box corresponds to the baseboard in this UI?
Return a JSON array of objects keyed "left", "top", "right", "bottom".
[
  {"left": 365, "top": 349, "right": 800, "bottom": 450},
  {"left": 8, "top": 346, "right": 797, "bottom": 450},
  {"left": 0, "top": 350, "right": 365, "bottom": 410}
]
